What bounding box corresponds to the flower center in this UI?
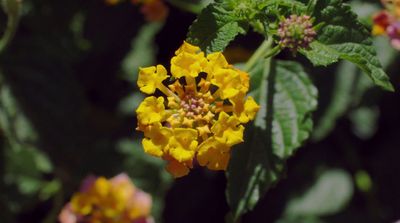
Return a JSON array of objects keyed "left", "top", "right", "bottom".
[
  {"left": 180, "top": 93, "right": 207, "bottom": 118},
  {"left": 278, "top": 15, "right": 316, "bottom": 53}
]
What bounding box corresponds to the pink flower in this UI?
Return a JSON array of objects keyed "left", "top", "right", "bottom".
[{"left": 387, "top": 22, "right": 400, "bottom": 49}]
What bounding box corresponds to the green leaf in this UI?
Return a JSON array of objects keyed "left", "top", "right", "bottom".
[
  {"left": 284, "top": 169, "right": 353, "bottom": 216},
  {"left": 257, "top": 0, "right": 307, "bottom": 12},
  {"left": 299, "top": 41, "right": 339, "bottom": 66},
  {"left": 226, "top": 60, "right": 318, "bottom": 220},
  {"left": 301, "top": 0, "right": 393, "bottom": 91},
  {"left": 187, "top": 2, "right": 247, "bottom": 53},
  {"left": 312, "top": 36, "right": 395, "bottom": 141}
]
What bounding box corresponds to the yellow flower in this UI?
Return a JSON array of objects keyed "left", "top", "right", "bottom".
[
  {"left": 231, "top": 93, "right": 260, "bottom": 123},
  {"left": 197, "top": 137, "right": 230, "bottom": 170},
  {"left": 71, "top": 193, "right": 93, "bottom": 215},
  {"left": 137, "top": 65, "right": 168, "bottom": 94},
  {"left": 136, "top": 96, "right": 166, "bottom": 125},
  {"left": 60, "top": 174, "right": 153, "bottom": 223},
  {"left": 166, "top": 128, "right": 198, "bottom": 162},
  {"left": 136, "top": 41, "right": 260, "bottom": 177},
  {"left": 170, "top": 41, "right": 207, "bottom": 78},
  {"left": 211, "top": 112, "right": 244, "bottom": 146}
]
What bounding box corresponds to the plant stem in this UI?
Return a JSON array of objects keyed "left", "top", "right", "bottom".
[
  {"left": 166, "top": 0, "right": 208, "bottom": 14},
  {"left": 0, "top": 1, "right": 21, "bottom": 54},
  {"left": 244, "top": 36, "right": 274, "bottom": 73},
  {"left": 42, "top": 184, "right": 64, "bottom": 223}
]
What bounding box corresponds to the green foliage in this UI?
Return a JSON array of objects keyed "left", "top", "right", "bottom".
[
  {"left": 226, "top": 60, "right": 318, "bottom": 220},
  {"left": 0, "top": 78, "right": 60, "bottom": 215},
  {"left": 187, "top": 1, "right": 248, "bottom": 53},
  {"left": 301, "top": 0, "right": 393, "bottom": 91},
  {"left": 313, "top": 36, "right": 396, "bottom": 141}
]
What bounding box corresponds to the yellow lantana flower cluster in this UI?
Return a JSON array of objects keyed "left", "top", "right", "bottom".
[
  {"left": 136, "top": 41, "right": 260, "bottom": 177},
  {"left": 58, "top": 174, "right": 153, "bottom": 223}
]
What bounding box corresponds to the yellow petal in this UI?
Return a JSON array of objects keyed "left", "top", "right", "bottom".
[
  {"left": 211, "top": 112, "right": 244, "bottom": 146},
  {"left": 142, "top": 138, "right": 164, "bottom": 157},
  {"left": 197, "top": 138, "right": 230, "bottom": 170},
  {"left": 166, "top": 128, "right": 198, "bottom": 162},
  {"left": 175, "top": 41, "right": 201, "bottom": 55},
  {"left": 91, "top": 177, "right": 111, "bottom": 198},
  {"left": 137, "top": 65, "right": 168, "bottom": 94},
  {"left": 142, "top": 123, "right": 172, "bottom": 157},
  {"left": 205, "top": 52, "right": 229, "bottom": 73},
  {"left": 168, "top": 139, "right": 195, "bottom": 162},
  {"left": 171, "top": 52, "right": 206, "bottom": 78},
  {"left": 170, "top": 42, "right": 207, "bottom": 78},
  {"left": 136, "top": 96, "right": 165, "bottom": 125},
  {"left": 70, "top": 193, "right": 93, "bottom": 215},
  {"left": 173, "top": 128, "right": 198, "bottom": 149},
  {"left": 243, "top": 96, "right": 260, "bottom": 121},
  {"left": 165, "top": 158, "right": 190, "bottom": 178},
  {"left": 231, "top": 93, "right": 260, "bottom": 123},
  {"left": 372, "top": 24, "right": 386, "bottom": 36},
  {"left": 211, "top": 68, "right": 242, "bottom": 99}
]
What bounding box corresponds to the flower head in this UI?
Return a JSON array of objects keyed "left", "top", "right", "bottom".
[
  {"left": 58, "top": 174, "right": 153, "bottom": 223},
  {"left": 278, "top": 15, "right": 316, "bottom": 54},
  {"left": 136, "top": 41, "right": 259, "bottom": 177},
  {"left": 372, "top": 11, "right": 395, "bottom": 35},
  {"left": 372, "top": 9, "right": 400, "bottom": 50},
  {"left": 372, "top": 0, "right": 400, "bottom": 49}
]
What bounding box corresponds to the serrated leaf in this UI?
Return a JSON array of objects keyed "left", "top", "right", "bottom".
[
  {"left": 226, "top": 60, "right": 318, "bottom": 220},
  {"left": 187, "top": 2, "right": 247, "bottom": 53},
  {"left": 301, "top": 0, "right": 393, "bottom": 91},
  {"left": 299, "top": 41, "right": 339, "bottom": 66},
  {"left": 313, "top": 36, "right": 395, "bottom": 141},
  {"left": 258, "top": 0, "right": 307, "bottom": 12}
]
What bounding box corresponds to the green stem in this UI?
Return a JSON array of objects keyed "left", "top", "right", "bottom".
[
  {"left": 0, "top": 1, "right": 21, "bottom": 54},
  {"left": 244, "top": 36, "right": 274, "bottom": 73},
  {"left": 166, "top": 0, "right": 207, "bottom": 14},
  {"left": 42, "top": 185, "right": 64, "bottom": 223}
]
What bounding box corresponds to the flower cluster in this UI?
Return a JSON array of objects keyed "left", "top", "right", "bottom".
[
  {"left": 59, "top": 174, "right": 153, "bottom": 223},
  {"left": 278, "top": 15, "right": 316, "bottom": 54},
  {"left": 373, "top": 7, "right": 400, "bottom": 50},
  {"left": 105, "top": 0, "right": 168, "bottom": 22},
  {"left": 136, "top": 42, "right": 259, "bottom": 177}
]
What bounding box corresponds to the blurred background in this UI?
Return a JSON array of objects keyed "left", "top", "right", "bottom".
[{"left": 0, "top": 0, "right": 399, "bottom": 222}]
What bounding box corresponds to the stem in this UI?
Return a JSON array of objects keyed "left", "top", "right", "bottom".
[
  {"left": 244, "top": 36, "right": 274, "bottom": 73},
  {"left": 166, "top": 0, "right": 207, "bottom": 14},
  {"left": 0, "top": 0, "right": 21, "bottom": 54},
  {"left": 42, "top": 185, "right": 64, "bottom": 223}
]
